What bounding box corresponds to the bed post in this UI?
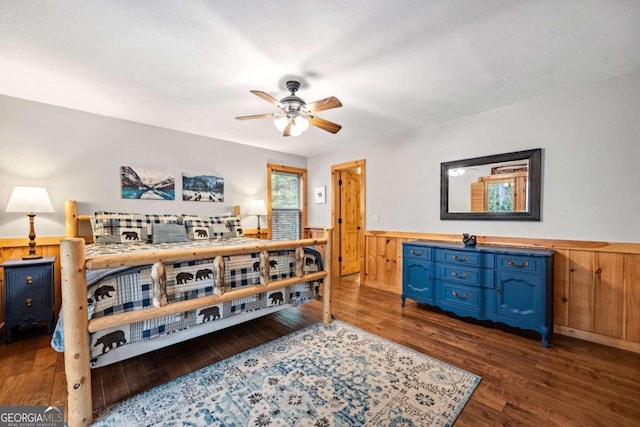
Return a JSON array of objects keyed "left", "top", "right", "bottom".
[
  {"left": 322, "top": 227, "right": 333, "bottom": 324},
  {"left": 65, "top": 200, "right": 78, "bottom": 237},
  {"left": 61, "top": 238, "right": 92, "bottom": 427}
]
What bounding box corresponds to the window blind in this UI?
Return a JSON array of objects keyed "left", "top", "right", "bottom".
[{"left": 271, "top": 170, "right": 302, "bottom": 240}]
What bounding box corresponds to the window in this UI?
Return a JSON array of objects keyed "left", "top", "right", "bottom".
[{"left": 267, "top": 164, "right": 307, "bottom": 240}]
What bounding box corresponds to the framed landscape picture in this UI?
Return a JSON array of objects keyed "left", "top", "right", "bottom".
[
  {"left": 182, "top": 173, "right": 224, "bottom": 202},
  {"left": 120, "top": 166, "right": 175, "bottom": 200}
]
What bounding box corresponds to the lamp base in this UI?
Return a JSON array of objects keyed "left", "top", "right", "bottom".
[{"left": 22, "top": 254, "right": 43, "bottom": 260}]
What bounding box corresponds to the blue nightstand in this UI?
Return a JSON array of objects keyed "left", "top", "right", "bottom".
[{"left": 2, "top": 256, "right": 56, "bottom": 343}]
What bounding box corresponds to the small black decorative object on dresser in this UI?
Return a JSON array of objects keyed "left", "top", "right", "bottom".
[
  {"left": 402, "top": 242, "right": 553, "bottom": 346},
  {"left": 462, "top": 233, "right": 477, "bottom": 247},
  {"left": 1, "top": 256, "right": 56, "bottom": 343}
]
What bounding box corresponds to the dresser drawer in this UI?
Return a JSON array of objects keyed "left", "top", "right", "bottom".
[
  {"left": 439, "top": 282, "right": 479, "bottom": 310},
  {"left": 435, "top": 264, "right": 494, "bottom": 288},
  {"left": 496, "top": 255, "right": 544, "bottom": 274},
  {"left": 5, "top": 265, "right": 52, "bottom": 290},
  {"left": 8, "top": 287, "right": 48, "bottom": 315},
  {"left": 435, "top": 248, "right": 494, "bottom": 267},
  {"left": 403, "top": 244, "right": 432, "bottom": 260}
]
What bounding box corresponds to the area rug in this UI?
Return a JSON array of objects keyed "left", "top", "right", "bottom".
[{"left": 92, "top": 320, "right": 481, "bottom": 426}]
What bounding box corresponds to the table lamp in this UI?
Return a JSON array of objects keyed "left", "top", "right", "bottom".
[
  {"left": 248, "top": 199, "right": 267, "bottom": 238},
  {"left": 5, "top": 186, "right": 54, "bottom": 259}
]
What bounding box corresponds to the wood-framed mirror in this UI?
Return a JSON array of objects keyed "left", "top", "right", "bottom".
[{"left": 440, "top": 148, "right": 542, "bottom": 221}]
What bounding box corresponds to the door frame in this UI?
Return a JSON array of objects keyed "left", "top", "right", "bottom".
[{"left": 331, "top": 159, "right": 366, "bottom": 282}]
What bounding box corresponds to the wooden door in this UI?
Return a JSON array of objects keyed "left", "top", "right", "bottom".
[{"left": 339, "top": 170, "right": 361, "bottom": 276}]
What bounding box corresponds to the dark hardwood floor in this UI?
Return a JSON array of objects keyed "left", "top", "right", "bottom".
[{"left": 1, "top": 275, "right": 639, "bottom": 426}]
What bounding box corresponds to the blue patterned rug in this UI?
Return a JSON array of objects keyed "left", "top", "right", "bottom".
[{"left": 92, "top": 320, "right": 480, "bottom": 426}]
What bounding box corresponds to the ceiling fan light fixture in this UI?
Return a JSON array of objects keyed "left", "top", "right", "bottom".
[
  {"left": 274, "top": 116, "right": 289, "bottom": 132},
  {"left": 294, "top": 115, "right": 310, "bottom": 132},
  {"left": 274, "top": 114, "right": 309, "bottom": 136},
  {"left": 237, "top": 80, "right": 342, "bottom": 136}
]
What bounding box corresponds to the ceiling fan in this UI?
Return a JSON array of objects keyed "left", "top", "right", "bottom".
[{"left": 235, "top": 80, "right": 342, "bottom": 137}]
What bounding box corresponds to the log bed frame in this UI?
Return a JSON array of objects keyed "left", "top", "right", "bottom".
[{"left": 61, "top": 200, "right": 333, "bottom": 427}]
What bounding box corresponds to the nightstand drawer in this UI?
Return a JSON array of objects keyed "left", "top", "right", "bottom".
[
  {"left": 5, "top": 265, "right": 52, "bottom": 289},
  {"left": 8, "top": 287, "right": 47, "bottom": 315}
]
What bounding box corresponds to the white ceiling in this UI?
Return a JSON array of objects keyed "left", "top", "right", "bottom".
[{"left": 2, "top": 0, "right": 640, "bottom": 157}]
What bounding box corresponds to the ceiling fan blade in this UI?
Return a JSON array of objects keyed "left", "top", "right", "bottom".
[
  {"left": 235, "top": 113, "right": 276, "bottom": 120},
  {"left": 250, "top": 90, "right": 284, "bottom": 109},
  {"left": 306, "top": 96, "right": 342, "bottom": 113},
  {"left": 283, "top": 121, "right": 292, "bottom": 137},
  {"left": 309, "top": 116, "right": 342, "bottom": 134}
]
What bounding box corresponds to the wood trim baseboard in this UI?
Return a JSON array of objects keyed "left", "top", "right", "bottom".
[{"left": 554, "top": 325, "right": 640, "bottom": 353}]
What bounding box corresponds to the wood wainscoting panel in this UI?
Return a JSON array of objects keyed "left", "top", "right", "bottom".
[
  {"left": 364, "top": 235, "right": 404, "bottom": 294},
  {"left": 568, "top": 251, "right": 596, "bottom": 332},
  {"left": 553, "top": 249, "right": 570, "bottom": 328},
  {"left": 364, "top": 230, "right": 640, "bottom": 353},
  {"left": 593, "top": 252, "right": 625, "bottom": 339},
  {"left": 625, "top": 254, "right": 640, "bottom": 343}
]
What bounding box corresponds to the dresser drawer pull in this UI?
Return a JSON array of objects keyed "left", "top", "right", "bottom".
[
  {"left": 25, "top": 298, "right": 33, "bottom": 307},
  {"left": 410, "top": 249, "right": 424, "bottom": 256},
  {"left": 452, "top": 291, "right": 469, "bottom": 300},
  {"left": 451, "top": 255, "right": 469, "bottom": 262},
  {"left": 508, "top": 259, "right": 529, "bottom": 268},
  {"left": 25, "top": 275, "right": 33, "bottom": 285},
  {"left": 451, "top": 271, "right": 469, "bottom": 279}
]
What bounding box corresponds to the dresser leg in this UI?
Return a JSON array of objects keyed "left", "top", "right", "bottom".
[{"left": 540, "top": 325, "right": 550, "bottom": 347}]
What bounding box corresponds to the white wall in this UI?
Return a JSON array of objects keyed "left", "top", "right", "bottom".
[
  {"left": 3, "top": 71, "right": 639, "bottom": 243},
  {"left": 0, "top": 95, "right": 306, "bottom": 238},
  {"left": 307, "top": 71, "right": 640, "bottom": 244}
]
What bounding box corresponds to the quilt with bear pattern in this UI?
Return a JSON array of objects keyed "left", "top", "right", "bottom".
[{"left": 51, "top": 237, "right": 323, "bottom": 366}]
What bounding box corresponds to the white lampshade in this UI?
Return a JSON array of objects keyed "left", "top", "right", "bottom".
[
  {"left": 248, "top": 199, "right": 267, "bottom": 216},
  {"left": 5, "top": 186, "right": 54, "bottom": 213}
]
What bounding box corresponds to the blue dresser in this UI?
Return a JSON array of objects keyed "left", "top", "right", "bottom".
[{"left": 402, "top": 242, "right": 554, "bottom": 346}]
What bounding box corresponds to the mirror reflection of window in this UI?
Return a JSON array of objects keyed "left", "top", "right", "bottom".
[
  {"left": 487, "top": 181, "right": 514, "bottom": 212},
  {"left": 470, "top": 171, "right": 527, "bottom": 212}
]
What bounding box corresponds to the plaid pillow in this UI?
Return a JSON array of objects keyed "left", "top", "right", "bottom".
[
  {"left": 94, "top": 227, "right": 146, "bottom": 244},
  {"left": 93, "top": 212, "right": 145, "bottom": 242},
  {"left": 183, "top": 218, "right": 213, "bottom": 240},
  {"left": 210, "top": 215, "right": 243, "bottom": 238},
  {"left": 93, "top": 212, "right": 182, "bottom": 243}
]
